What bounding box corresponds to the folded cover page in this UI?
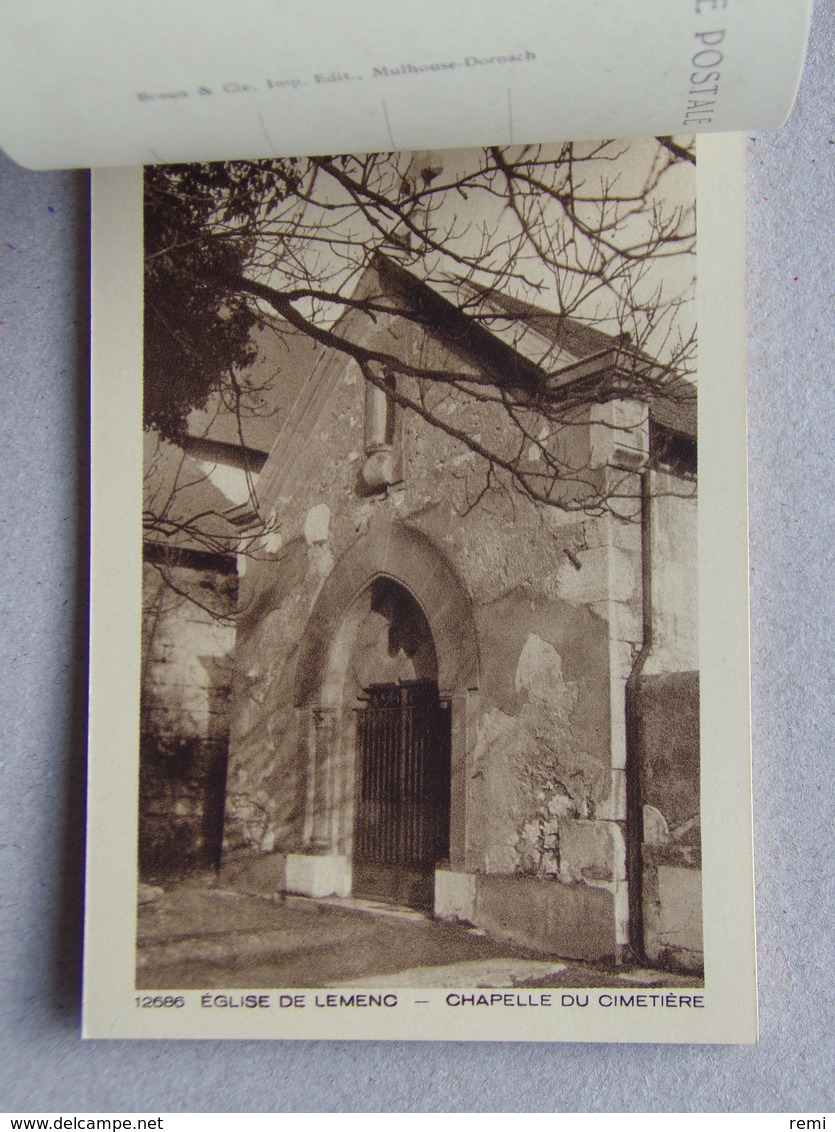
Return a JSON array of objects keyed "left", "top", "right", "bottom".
[
  {"left": 0, "top": 0, "right": 810, "bottom": 168},
  {"left": 84, "top": 133, "right": 756, "bottom": 1042}
]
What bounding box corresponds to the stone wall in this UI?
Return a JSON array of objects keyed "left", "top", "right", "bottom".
[
  {"left": 140, "top": 555, "right": 237, "bottom": 878},
  {"left": 635, "top": 465, "right": 701, "bottom": 971},
  {"left": 632, "top": 671, "right": 702, "bottom": 972}
]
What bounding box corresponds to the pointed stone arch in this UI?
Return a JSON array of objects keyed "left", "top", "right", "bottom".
[{"left": 294, "top": 518, "right": 480, "bottom": 709}]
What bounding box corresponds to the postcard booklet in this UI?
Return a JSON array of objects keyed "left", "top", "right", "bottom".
[{"left": 1, "top": 0, "right": 811, "bottom": 1042}]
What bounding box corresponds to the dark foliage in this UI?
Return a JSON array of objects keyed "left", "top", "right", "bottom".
[{"left": 144, "top": 162, "right": 300, "bottom": 440}]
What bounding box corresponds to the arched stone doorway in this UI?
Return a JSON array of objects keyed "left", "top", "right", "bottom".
[{"left": 290, "top": 520, "right": 479, "bottom": 910}]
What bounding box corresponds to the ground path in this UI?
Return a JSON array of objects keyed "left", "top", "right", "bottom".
[{"left": 137, "top": 880, "right": 700, "bottom": 991}]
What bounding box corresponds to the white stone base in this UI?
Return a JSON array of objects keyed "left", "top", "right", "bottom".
[
  {"left": 434, "top": 869, "right": 476, "bottom": 923},
  {"left": 285, "top": 853, "right": 352, "bottom": 898}
]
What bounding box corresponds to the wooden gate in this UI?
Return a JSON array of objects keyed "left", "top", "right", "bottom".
[{"left": 353, "top": 681, "right": 450, "bottom": 911}]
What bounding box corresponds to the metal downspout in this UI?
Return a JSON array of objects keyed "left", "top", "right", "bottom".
[{"left": 625, "top": 469, "right": 653, "bottom": 961}]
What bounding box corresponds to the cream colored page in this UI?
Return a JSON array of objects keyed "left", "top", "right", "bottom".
[
  {"left": 83, "top": 136, "right": 755, "bottom": 1042},
  {"left": 1, "top": 0, "right": 810, "bottom": 170}
]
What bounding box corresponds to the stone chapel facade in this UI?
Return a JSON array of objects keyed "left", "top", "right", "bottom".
[{"left": 141, "top": 253, "right": 702, "bottom": 974}]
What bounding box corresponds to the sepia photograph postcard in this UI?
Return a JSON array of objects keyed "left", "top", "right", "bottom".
[{"left": 83, "top": 133, "right": 756, "bottom": 1042}]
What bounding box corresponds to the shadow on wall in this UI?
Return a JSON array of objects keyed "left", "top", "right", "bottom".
[
  {"left": 138, "top": 733, "right": 229, "bottom": 879},
  {"left": 631, "top": 670, "right": 702, "bottom": 974},
  {"left": 139, "top": 560, "right": 237, "bottom": 880}
]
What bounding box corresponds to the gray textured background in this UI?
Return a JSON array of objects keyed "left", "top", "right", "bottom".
[{"left": 0, "top": 3, "right": 832, "bottom": 1112}]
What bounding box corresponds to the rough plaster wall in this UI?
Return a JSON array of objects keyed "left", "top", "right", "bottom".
[
  {"left": 646, "top": 470, "right": 698, "bottom": 675},
  {"left": 470, "top": 634, "right": 580, "bottom": 874},
  {"left": 468, "top": 594, "right": 613, "bottom": 876}
]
